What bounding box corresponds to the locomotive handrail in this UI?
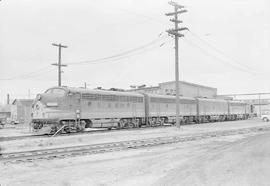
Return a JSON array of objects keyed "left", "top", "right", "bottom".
[{"left": 51, "top": 125, "right": 66, "bottom": 137}]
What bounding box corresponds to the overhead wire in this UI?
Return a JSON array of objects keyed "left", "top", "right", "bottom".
[
  {"left": 0, "top": 35, "right": 171, "bottom": 80},
  {"left": 187, "top": 30, "right": 259, "bottom": 73},
  {"left": 70, "top": 38, "right": 172, "bottom": 66},
  {"left": 116, "top": 8, "right": 263, "bottom": 75},
  {"left": 0, "top": 66, "right": 53, "bottom": 81},
  {"left": 66, "top": 35, "right": 169, "bottom": 65},
  {"left": 182, "top": 37, "right": 259, "bottom": 74},
  {"left": 104, "top": 38, "right": 174, "bottom": 86}
]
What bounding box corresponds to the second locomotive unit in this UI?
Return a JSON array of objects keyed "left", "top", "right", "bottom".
[{"left": 31, "top": 86, "right": 252, "bottom": 134}]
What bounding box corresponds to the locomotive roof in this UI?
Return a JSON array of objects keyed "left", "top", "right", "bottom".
[
  {"left": 63, "top": 87, "right": 144, "bottom": 97},
  {"left": 146, "top": 93, "right": 196, "bottom": 101},
  {"left": 227, "top": 100, "right": 246, "bottom": 104},
  {"left": 196, "top": 97, "right": 228, "bottom": 103}
]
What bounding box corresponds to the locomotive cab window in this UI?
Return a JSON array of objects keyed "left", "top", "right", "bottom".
[{"left": 45, "top": 88, "right": 66, "bottom": 96}]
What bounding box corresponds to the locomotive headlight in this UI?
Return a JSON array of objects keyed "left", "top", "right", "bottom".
[
  {"left": 76, "top": 109, "right": 80, "bottom": 119},
  {"left": 37, "top": 94, "right": 42, "bottom": 101}
]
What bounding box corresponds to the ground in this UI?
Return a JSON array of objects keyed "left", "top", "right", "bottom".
[{"left": 1, "top": 119, "right": 270, "bottom": 186}]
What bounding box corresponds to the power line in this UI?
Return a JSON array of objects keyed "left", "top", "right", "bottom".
[
  {"left": 70, "top": 38, "right": 172, "bottom": 66},
  {"left": 0, "top": 66, "right": 52, "bottom": 80},
  {"left": 98, "top": 39, "right": 174, "bottom": 86},
  {"left": 0, "top": 37, "right": 171, "bottom": 81},
  {"left": 182, "top": 37, "right": 260, "bottom": 74},
  {"left": 66, "top": 35, "right": 169, "bottom": 65},
  {"left": 187, "top": 31, "right": 259, "bottom": 73}
]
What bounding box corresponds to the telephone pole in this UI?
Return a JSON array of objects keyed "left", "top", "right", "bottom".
[
  {"left": 51, "top": 43, "right": 68, "bottom": 87},
  {"left": 166, "top": 1, "right": 188, "bottom": 128}
]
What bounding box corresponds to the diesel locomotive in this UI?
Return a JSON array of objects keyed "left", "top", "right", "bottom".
[{"left": 31, "top": 86, "right": 252, "bottom": 134}]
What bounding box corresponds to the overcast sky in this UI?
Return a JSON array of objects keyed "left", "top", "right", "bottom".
[{"left": 0, "top": 0, "right": 269, "bottom": 103}]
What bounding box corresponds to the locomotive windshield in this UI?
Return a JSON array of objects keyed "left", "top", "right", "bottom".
[{"left": 45, "top": 88, "right": 66, "bottom": 95}]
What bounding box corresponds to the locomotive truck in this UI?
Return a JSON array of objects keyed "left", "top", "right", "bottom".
[{"left": 31, "top": 86, "right": 252, "bottom": 134}]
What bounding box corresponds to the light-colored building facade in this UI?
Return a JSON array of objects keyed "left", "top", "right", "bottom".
[
  {"left": 11, "top": 99, "right": 33, "bottom": 125},
  {"left": 0, "top": 104, "right": 11, "bottom": 122},
  {"left": 159, "top": 81, "right": 217, "bottom": 98},
  {"left": 129, "top": 81, "right": 217, "bottom": 98}
]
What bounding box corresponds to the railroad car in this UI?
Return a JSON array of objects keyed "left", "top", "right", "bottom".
[
  {"left": 31, "top": 86, "right": 253, "bottom": 134},
  {"left": 145, "top": 94, "right": 197, "bottom": 125},
  {"left": 228, "top": 100, "right": 249, "bottom": 120},
  {"left": 197, "top": 98, "right": 229, "bottom": 122},
  {"left": 32, "top": 87, "right": 145, "bottom": 133}
]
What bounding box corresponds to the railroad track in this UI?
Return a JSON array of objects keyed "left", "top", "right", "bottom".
[
  {"left": 1, "top": 126, "right": 270, "bottom": 164},
  {"left": 0, "top": 120, "right": 253, "bottom": 142},
  {"left": 0, "top": 124, "right": 172, "bottom": 142}
]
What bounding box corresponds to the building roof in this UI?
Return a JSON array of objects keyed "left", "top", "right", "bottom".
[
  {"left": 128, "top": 86, "right": 160, "bottom": 91},
  {"left": 12, "top": 99, "right": 34, "bottom": 105},
  {"left": 159, "top": 81, "right": 217, "bottom": 90},
  {"left": 128, "top": 81, "right": 217, "bottom": 93}
]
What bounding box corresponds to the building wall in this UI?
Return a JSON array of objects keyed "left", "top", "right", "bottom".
[
  {"left": 159, "top": 81, "right": 217, "bottom": 98},
  {"left": 129, "top": 81, "right": 217, "bottom": 98},
  {"left": 0, "top": 105, "right": 11, "bottom": 121},
  {"left": 11, "top": 99, "right": 33, "bottom": 125},
  {"left": 10, "top": 104, "right": 17, "bottom": 122}
]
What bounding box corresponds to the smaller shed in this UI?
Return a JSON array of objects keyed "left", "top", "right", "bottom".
[{"left": 11, "top": 99, "right": 34, "bottom": 125}]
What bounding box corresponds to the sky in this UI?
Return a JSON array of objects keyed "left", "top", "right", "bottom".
[{"left": 0, "top": 0, "right": 270, "bottom": 104}]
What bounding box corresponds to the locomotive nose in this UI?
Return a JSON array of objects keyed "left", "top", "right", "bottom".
[
  {"left": 32, "top": 100, "right": 47, "bottom": 119},
  {"left": 36, "top": 93, "right": 60, "bottom": 107},
  {"left": 36, "top": 94, "right": 42, "bottom": 101}
]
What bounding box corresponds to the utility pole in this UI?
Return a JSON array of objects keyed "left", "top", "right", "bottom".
[
  {"left": 51, "top": 43, "right": 68, "bottom": 87},
  {"left": 166, "top": 1, "right": 188, "bottom": 128},
  {"left": 7, "top": 94, "right": 10, "bottom": 105},
  {"left": 259, "top": 94, "right": 261, "bottom": 117}
]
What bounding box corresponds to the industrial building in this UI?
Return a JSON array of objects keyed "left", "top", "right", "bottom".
[{"left": 129, "top": 81, "right": 217, "bottom": 98}]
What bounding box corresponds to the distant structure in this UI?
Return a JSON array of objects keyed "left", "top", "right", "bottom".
[
  {"left": 242, "top": 99, "right": 270, "bottom": 115},
  {"left": 129, "top": 81, "right": 217, "bottom": 98},
  {"left": 0, "top": 104, "right": 11, "bottom": 121},
  {"left": 218, "top": 93, "right": 270, "bottom": 116},
  {"left": 11, "top": 99, "right": 34, "bottom": 125}
]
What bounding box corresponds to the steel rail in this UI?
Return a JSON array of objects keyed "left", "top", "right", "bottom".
[
  {"left": 1, "top": 126, "right": 269, "bottom": 164},
  {"left": 0, "top": 124, "right": 172, "bottom": 142}
]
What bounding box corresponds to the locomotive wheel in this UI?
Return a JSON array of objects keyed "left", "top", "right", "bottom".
[
  {"left": 160, "top": 118, "right": 165, "bottom": 126},
  {"left": 85, "top": 120, "right": 93, "bottom": 128},
  {"left": 64, "top": 126, "right": 71, "bottom": 133},
  {"left": 118, "top": 120, "right": 125, "bottom": 129},
  {"left": 50, "top": 126, "right": 57, "bottom": 134},
  {"left": 76, "top": 121, "right": 86, "bottom": 132},
  {"left": 263, "top": 117, "right": 269, "bottom": 122},
  {"left": 126, "top": 122, "right": 135, "bottom": 128}
]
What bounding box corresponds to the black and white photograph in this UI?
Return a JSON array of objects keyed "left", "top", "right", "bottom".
[{"left": 0, "top": 0, "right": 270, "bottom": 185}]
